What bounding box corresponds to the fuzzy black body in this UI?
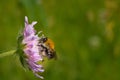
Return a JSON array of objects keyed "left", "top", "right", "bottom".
[{"left": 39, "top": 37, "right": 57, "bottom": 59}]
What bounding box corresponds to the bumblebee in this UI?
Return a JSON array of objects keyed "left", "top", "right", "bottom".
[{"left": 39, "top": 37, "right": 57, "bottom": 59}]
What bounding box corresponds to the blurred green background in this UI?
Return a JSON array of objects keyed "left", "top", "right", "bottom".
[{"left": 1, "top": 0, "right": 120, "bottom": 80}]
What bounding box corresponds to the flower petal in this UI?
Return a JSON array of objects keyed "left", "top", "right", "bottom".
[{"left": 21, "top": 16, "right": 44, "bottom": 79}]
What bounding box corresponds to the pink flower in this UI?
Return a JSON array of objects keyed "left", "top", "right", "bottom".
[{"left": 21, "top": 16, "right": 44, "bottom": 79}]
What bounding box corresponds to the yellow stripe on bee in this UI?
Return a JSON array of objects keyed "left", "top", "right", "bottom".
[{"left": 45, "top": 38, "right": 55, "bottom": 49}]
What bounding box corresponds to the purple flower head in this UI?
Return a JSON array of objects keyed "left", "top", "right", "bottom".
[{"left": 21, "top": 16, "right": 44, "bottom": 79}]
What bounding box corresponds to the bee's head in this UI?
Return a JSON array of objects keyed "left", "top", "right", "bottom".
[{"left": 40, "top": 37, "right": 48, "bottom": 43}]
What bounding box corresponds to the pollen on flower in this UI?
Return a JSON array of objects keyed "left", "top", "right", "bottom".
[{"left": 17, "top": 16, "right": 45, "bottom": 79}]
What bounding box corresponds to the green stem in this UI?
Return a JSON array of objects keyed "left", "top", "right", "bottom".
[{"left": 0, "top": 50, "right": 16, "bottom": 58}]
